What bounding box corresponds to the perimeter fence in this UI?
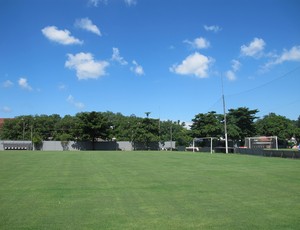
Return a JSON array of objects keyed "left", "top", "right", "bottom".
[{"left": 235, "top": 147, "right": 300, "bottom": 159}]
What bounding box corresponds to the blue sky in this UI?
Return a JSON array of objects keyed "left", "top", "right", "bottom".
[{"left": 1, "top": 0, "right": 300, "bottom": 123}]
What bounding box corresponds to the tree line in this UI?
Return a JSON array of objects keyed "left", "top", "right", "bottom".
[{"left": 1, "top": 108, "right": 299, "bottom": 148}]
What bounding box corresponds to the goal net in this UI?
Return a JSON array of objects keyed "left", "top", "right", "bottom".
[
  {"left": 245, "top": 136, "right": 278, "bottom": 150},
  {"left": 186, "top": 137, "right": 218, "bottom": 153}
]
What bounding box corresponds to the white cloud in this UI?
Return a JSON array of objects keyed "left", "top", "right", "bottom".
[
  {"left": 273, "top": 46, "right": 300, "bottom": 64},
  {"left": 231, "top": 59, "right": 241, "bottom": 72},
  {"left": 131, "top": 60, "right": 144, "bottom": 75},
  {"left": 184, "top": 37, "right": 210, "bottom": 49},
  {"left": 67, "top": 95, "right": 85, "bottom": 110},
  {"left": 225, "top": 59, "right": 241, "bottom": 81},
  {"left": 170, "top": 52, "right": 213, "bottom": 78},
  {"left": 2, "top": 80, "right": 13, "bottom": 88},
  {"left": 88, "top": 0, "right": 135, "bottom": 7},
  {"left": 111, "top": 47, "right": 128, "bottom": 65},
  {"left": 41, "top": 26, "right": 83, "bottom": 45},
  {"left": 241, "top": 37, "right": 265, "bottom": 57},
  {"left": 88, "top": 0, "right": 100, "bottom": 7},
  {"left": 262, "top": 46, "right": 300, "bottom": 71},
  {"left": 89, "top": 0, "right": 136, "bottom": 6},
  {"left": 1, "top": 106, "right": 12, "bottom": 113},
  {"left": 204, "top": 25, "right": 222, "bottom": 33},
  {"left": 124, "top": 0, "right": 137, "bottom": 6},
  {"left": 225, "top": 70, "right": 236, "bottom": 81},
  {"left": 75, "top": 18, "right": 101, "bottom": 36},
  {"left": 18, "top": 78, "right": 32, "bottom": 91},
  {"left": 65, "top": 52, "right": 109, "bottom": 80}
]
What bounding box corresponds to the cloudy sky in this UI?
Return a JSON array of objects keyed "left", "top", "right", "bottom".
[{"left": 1, "top": 0, "right": 300, "bottom": 122}]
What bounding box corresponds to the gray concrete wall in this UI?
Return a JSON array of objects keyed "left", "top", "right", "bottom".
[
  {"left": 1, "top": 140, "right": 176, "bottom": 151},
  {"left": 117, "top": 141, "right": 133, "bottom": 151},
  {"left": 42, "top": 141, "right": 115, "bottom": 151}
]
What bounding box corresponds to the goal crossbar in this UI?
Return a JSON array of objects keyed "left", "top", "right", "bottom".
[
  {"left": 192, "top": 137, "right": 218, "bottom": 154},
  {"left": 245, "top": 136, "right": 278, "bottom": 150}
]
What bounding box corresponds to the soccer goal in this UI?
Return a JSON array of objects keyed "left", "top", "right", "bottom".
[
  {"left": 189, "top": 137, "right": 218, "bottom": 154},
  {"left": 245, "top": 136, "right": 278, "bottom": 150}
]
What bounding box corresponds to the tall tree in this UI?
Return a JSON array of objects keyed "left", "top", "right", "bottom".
[
  {"left": 227, "top": 107, "right": 258, "bottom": 143},
  {"left": 296, "top": 115, "right": 300, "bottom": 128},
  {"left": 33, "top": 114, "right": 61, "bottom": 141},
  {"left": 0, "top": 116, "right": 35, "bottom": 140},
  {"left": 55, "top": 115, "right": 77, "bottom": 141},
  {"left": 104, "top": 112, "right": 134, "bottom": 141},
  {"left": 0, "top": 118, "right": 22, "bottom": 140},
  {"left": 190, "top": 111, "right": 223, "bottom": 138},
  {"left": 160, "top": 120, "right": 191, "bottom": 147},
  {"left": 132, "top": 117, "right": 159, "bottom": 150},
  {"left": 75, "top": 111, "right": 111, "bottom": 149},
  {"left": 295, "top": 116, "right": 300, "bottom": 142},
  {"left": 255, "top": 113, "right": 295, "bottom": 140}
]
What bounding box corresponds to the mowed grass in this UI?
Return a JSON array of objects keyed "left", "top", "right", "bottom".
[{"left": 0, "top": 151, "right": 299, "bottom": 230}]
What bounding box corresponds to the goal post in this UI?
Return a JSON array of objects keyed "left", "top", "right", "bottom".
[
  {"left": 192, "top": 137, "right": 218, "bottom": 154},
  {"left": 245, "top": 136, "right": 278, "bottom": 150}
]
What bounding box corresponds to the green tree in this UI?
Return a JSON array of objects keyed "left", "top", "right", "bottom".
[
  {"left": 59, "top": 133, "right": 72, "bottom": 151},
  {"left": 103, "top": 112, "right": 135, "bottom": 141},
  {"left": 174, "top": 121, "right": 192, "bottom": 146},
  {"left": 255, "top": 113, "right": 295, "bottom": 141},
  {"left": 32, "top": 134, "right": 43, "bottom": 150},
  {"left": 294, "top": 116, "right": 300, "bottom": 142},
  {"left": 0, "top": 116, "right": 35, "bottom": 140},
  {"left": 75, "top": 111, "right": 111, "bottom": 149},
  {"left": 227, "top": 107, "right": 258, "bottom": 144},
  {"left": 190, "top": 111, "right": 223, "bottom": 138},
  {"left": 33, "top": 114, "right": 61, "bottom": 141},
  {"left": 160, "top": 120, "right": 191, "bottom": 147},
  {"left": 295, "top": 116, "right": 300, "bottom": 128},
  {"left": 0, "top": 118, "right": 21, "bottom": 140},
  {"left": 56, "top": 115, "right": 78, "bottom": 141},
  {"left": 132, "top": 117, "right": 159, "bottom": 150}
]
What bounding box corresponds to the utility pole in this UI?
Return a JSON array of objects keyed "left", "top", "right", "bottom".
[
  {"left": 221, "top": 75, "right": 229, "bottom": 154},
  {"left": 31, "top": 124, "right": 33, "bottom": 151},
  {"left": 170, "top": 124, "right": 173, "bottom": 151},
  {"left": 31, "top": 118, "right": 35, "bottom": 151},
  {"left": 158, "top": 118, "right": 161, "bottom": 150},
  {"left": 22, "top": 118, "right": 25, "bottom": 140}
]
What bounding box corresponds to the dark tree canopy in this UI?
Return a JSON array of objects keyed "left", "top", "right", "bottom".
[
  {"left": 255, "top": 113, "right": 296, "bottom": 140},
  {"left": 74, "top": 112, "right": 111, "bottom": 149},
  {"left": 190, "top": 111, "right": 223, "bottom": 138},
  {"left": 0, "top": 109, "right": 299, "bottom": 148},
  {"left": 227, "top": 107, "right": 258, "bottom": 142}
]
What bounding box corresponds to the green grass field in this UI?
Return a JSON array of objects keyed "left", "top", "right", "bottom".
[{"left": 0, "top": 151, "right": 299, "bottom": 229}]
